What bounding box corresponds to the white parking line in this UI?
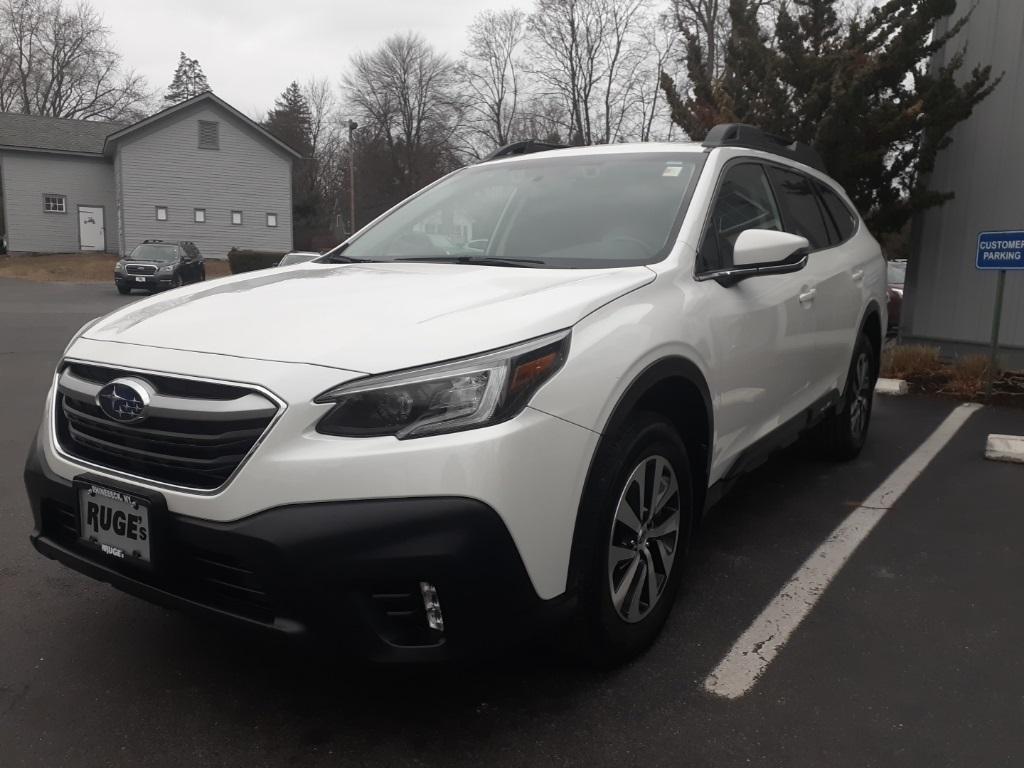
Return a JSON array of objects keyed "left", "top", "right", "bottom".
[{"left": 702, "top": 402, "right": 983, "bottom": 700}]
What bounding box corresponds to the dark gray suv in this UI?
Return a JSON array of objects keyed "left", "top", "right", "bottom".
[{"left": 114, "top": 240, "right": 205, "bottom": 294}]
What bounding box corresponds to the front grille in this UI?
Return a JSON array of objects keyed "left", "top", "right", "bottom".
[
  {"left": 125, "top": 263, "right": 157, "bottom": 275},
  {"left": 55, "top": 364, "right": 279, "bottom": 491}
]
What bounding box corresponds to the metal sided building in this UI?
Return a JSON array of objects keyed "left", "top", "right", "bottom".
[{"left": 902, "top": 0, "right": 1024, "bottom": 367}]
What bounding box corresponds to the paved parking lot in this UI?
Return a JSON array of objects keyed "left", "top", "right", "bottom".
[{"left": 2, "top": 277, "right": 1023, "bottom": 767}]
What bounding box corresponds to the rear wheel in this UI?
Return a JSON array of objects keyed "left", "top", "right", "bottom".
[
  {"left": 575, "top": 413, "right": 693, "bottom": 665},
  {"left": 816, "top": 332, "right": 876, "bottom": 460}
]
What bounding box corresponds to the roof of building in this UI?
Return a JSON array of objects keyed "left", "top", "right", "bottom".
[
  {"left": 0, "top": 113, "right": 125, "bottom": 156},
  {"left": 103, "top": 92, "right": 302, "bottom": 159},
  {"left": 0, "top": 92, "right": 301, "bottom": 160}
]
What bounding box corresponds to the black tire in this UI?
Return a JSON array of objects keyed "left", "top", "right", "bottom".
[
  {"left": 574, "top": 412, "right": 694, "bottom": 666},
  {"left": 170, "top": 273, "right": 183, "bottom": 290},
  {"left": 199, "top": 266, "right": 206, "bottom": 282},
  {"left": 816, "top": 332, "right": 877, "bottom": 460},
  {"left": 116, "top": 284, "right": 130, "bottom": 295}
]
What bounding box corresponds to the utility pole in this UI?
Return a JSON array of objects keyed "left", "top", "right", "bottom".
[{"left": 347, "top": 120, "right": 358, "bottom": 234}]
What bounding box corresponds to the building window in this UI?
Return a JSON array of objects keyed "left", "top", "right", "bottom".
[
  {"left": 194, "top": 208, "right": 206, "bottom": 224},
  {"left": 266, "top": 213, "right": 278, "bottom": 228},
  {"left": 44, "top": 195, "right": 67, "bottom": 214},
  {"left": 155, "top": 206, "right": 168, "bottom": 221},
  {"left": 231, "top": 210, "right": 243, "bottom": 225},
  {"left": 198, "top": 120, "right": 219, "bottom": 150}
]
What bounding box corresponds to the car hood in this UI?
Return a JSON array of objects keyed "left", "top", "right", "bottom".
[{"left": 84, "top": 261, "right": 655, "bottom": 373}]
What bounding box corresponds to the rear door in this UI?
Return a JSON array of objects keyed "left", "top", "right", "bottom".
[{"left": 766, "top": 165, "right": 858, "bottom": 399}]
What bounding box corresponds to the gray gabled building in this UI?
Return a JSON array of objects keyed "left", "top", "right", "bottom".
[
  {"left": 903, "top": 0, "right": 1024, "bottom": 367},
  {"left": 0, "top": 92, "right": 299, "bottom": 258}
]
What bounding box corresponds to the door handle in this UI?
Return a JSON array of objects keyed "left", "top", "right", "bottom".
[
  {"left": 851, "top": 268, "right": 864, "bottom": 282},
  {"left": 798, "top": 288, "right": 817, "bottom": 304}
]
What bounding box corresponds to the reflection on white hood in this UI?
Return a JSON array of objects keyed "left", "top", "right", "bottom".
[{"left": 84, "top": 261, "right": 655, "bottom": 373}]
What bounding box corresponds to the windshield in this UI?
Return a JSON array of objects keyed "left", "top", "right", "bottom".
[
  {"left": 887, "top": 261, "right": 906, "bottom": 285},
  {"left": 128, "top": 244, "right": 179, "bottom": 262},
  {"left": 334, "top": 152, "right": 704, "bottom": 268}
]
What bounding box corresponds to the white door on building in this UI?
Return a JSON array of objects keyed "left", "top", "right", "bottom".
[{"left": 78, "top": 206, "right": 105, "bottom": 251}]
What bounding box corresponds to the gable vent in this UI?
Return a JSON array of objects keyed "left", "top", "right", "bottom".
[{"left": 198, "top": 120, "right": 219, "bottom": 150}]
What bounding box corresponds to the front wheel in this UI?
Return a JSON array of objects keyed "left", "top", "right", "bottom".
[
  {"left": 116, "top": 284, "right": 130, "bottom": 295},
  {"left": 575, "top": 413, "right": 693, "bottom": 665},
  {"left": 815, "top": 333, "right": 876, "bottom": 460}
]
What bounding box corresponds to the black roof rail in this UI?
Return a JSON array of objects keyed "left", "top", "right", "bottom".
[
  {"left": 481, "top": 140, "right": 568, "bottom": 163},
  {"left": 701, "top": 123, "right": 825, "bottom": 173}
]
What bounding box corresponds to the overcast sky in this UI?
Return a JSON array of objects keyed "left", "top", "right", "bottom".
[{"left": 94, "top": 0, "right": 528, "bottom": 118}]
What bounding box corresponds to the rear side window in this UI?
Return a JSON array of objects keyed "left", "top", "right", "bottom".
[
  {"left": 698, "top": 163, "right": 783, "bottom": 272},
  {"left": 816, "top": 182, "right": 858, "bottom": 242},
  {"left": 767, "top": 167, "right": 831, "bottom": 249}
]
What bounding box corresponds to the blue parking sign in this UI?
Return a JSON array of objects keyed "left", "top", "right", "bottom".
[{"left": 977, "top": 230, "right": 1024, "bottom": 270}]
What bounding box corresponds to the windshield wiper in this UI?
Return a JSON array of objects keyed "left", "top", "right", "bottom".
[
  {"left": 396, "top": 256, "right": 546, "bottom": 267},
  {"left": 320, "top": 254, "right": 373, "bottom": 263}
]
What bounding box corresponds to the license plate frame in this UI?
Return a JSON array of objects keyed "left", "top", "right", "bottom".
[
  {"left": 74, "top": 477, "right": 162, "bottom": 570},
  {"left": 135, "top": 276, "right": 146, "bottom": 282}
]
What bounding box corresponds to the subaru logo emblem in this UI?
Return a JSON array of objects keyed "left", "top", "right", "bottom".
[{"left": 96, "top": 378, "right": 153, "bottom": 423}]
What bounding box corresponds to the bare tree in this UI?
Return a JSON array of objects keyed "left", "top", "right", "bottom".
[
  {"left": 343, "top": 32, "right": 465, "bottom": 193},
  {"left": 527, "top": 0, "right": 660, "bottom": 145},
  {"left": 0, "top": 0, "right": 150, "bottom": 120},
  {"left": 459, "top": 8, "right": 527, "bottom": 154}
]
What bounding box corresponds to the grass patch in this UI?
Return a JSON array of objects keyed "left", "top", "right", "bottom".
[
  {"left": 880, "top": 344, "right": 942, "bottom": 380},
  {"left": 882, "top": 344, "right": 1023, "bottom": 406},
  {"left": 0, "top": 253, "right": 232, "bottom": 283}
]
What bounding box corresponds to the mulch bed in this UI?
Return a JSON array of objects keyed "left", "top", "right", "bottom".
[{"left": 901, "top": 369, "right": 1024, "bottom": 408}]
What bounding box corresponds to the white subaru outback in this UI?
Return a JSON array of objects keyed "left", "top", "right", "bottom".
[{"left": 25, "top": 124, "right": 885, "bottom": 664}]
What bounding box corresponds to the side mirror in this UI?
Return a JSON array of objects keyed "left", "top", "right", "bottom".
[
  {"left": 732, "top": 229, "right": 810, "bottom": 269},
  {"left": 704, "top": 229, "right": 810, "bottom": 286}
]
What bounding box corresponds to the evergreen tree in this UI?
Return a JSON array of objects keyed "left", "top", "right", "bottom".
[
  {"left": 263, "top": 82, "right": 313, "bottom": 156},
  {"left": 164, "top": 52, "right": 212, "bottom": 104},
  {"left": 264, "top": 82, "right": 320, "bottom": 244},
  {"left": 661, "top": 0, "right": 1001, "bottom": 237}
]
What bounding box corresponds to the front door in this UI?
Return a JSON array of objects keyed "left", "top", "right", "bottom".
[
  {"left": 696, "top": 161, "right": 819, "bottom": 470},
  {"left": 78, "top": 206, "right": 105, "bottom": 251}
]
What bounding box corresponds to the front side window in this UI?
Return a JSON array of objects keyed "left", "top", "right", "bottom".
[
  {"left": 332, "top": 153, "right": 704, "bottom": 269},
  {"left": 44, "top": 195, "right": 66, "bottom": 213},
  {"left": 767, "top": 167, "right": 831, "bottom": 249},
  {"left": 697, "top": 163, "right": 782, "bottom": 273}
]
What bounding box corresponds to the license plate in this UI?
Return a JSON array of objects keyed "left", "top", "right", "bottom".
[
  {"left": 135, "top": 276, "right": 146, "bottom": 282},
  {"left": 79, "top": 484, "right": 151, "bottom": 563}
]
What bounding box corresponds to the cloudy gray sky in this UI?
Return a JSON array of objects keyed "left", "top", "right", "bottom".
[{"left": 94, "top": 0, "right": 527, "bottom": 117}]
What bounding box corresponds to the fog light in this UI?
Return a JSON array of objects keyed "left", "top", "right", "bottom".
[{"left": 419, "top": 581, "right": 444, "bottom": 632}]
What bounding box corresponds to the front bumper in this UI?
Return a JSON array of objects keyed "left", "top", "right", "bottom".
[
  {"left": 116, "top": 274, "right": 172, "bottom": 289},
  {"left": 25, "top": 433, "right": 568, "bottom": 661}
]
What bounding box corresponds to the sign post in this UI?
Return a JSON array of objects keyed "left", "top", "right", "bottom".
[{"left": 976, "top": 230, "right": 1024, "bottom": 398}]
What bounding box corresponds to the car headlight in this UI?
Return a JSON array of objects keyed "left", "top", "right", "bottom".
[
  {"left": 314, "top": 330, "right": 571, "bottom": 439},
  {"left": 158, "top": 263, "right": 175, "bottom": 273},
  {"left": 114, "top": 260, "right": 126, "bottom": 272}
]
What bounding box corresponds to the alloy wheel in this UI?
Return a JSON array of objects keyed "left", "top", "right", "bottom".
[
  {"left": 849, "top": 352, "right": 872, "bottom": 438},
  {"left": 607, "top": 455, "right": 682, "bottom": 623}
]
